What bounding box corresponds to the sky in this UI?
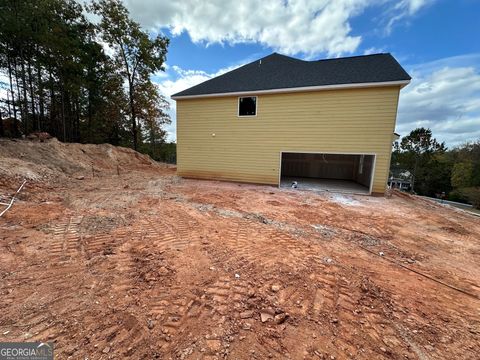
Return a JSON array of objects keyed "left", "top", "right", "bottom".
[{"left": 131, "top": 0, "right": 479, "bottom": 146}]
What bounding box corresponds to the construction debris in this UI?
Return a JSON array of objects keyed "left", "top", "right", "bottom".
[{"left": 0, "top": 179, "right": 26, "bottom": 217}]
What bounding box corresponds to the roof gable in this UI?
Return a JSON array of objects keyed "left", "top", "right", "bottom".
[{"left": 172, "top": 53, "right": 411, "bottom": 99}]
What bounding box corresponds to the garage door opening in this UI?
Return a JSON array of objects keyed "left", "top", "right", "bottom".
[{"left": 280, "top": 152, "right": 375, "bottom": 194}]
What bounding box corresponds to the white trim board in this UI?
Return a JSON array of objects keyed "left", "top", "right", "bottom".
[
  {"left": 278, "top": 151, "right": 377, "bottom": 195},
  {"left": 172, "top": 80, "right": 410, "bottom": 100}
]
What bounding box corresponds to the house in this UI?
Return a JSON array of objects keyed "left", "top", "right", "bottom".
[
  {"left": 388, "top": 168, "right": 413, "bottom": 191},
  {"left": 172, "top": 53, "right": 410, "bottom": 195},
  {"left": 388, "top": 177, "right": 412, "bottom": 191}
]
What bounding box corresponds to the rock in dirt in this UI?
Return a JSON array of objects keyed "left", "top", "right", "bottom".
[
  {"left": 206, "top": 339, "right": 222, "bottom": 351},
  {"left": 274, "top": 313, "right": 288, "bottom": 324},
  {"left": 239, "top": 310, "right": 254, "bottom": 319},
  {"left": 242, "top": 323, "right": 252, "bottom": 330},
  {"left": 260, "top": 308, "right": 276, "bottom": 323},
  {"left": 271, "top": 284, "right": 281, "bottom": 292},
  {"left": 261, "top": 312, "right": 274, "bottom": 322}
]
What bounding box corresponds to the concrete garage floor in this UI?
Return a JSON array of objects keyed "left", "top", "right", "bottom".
[{"left": 280, "top": 176, "right": 370, "bottom": 194}]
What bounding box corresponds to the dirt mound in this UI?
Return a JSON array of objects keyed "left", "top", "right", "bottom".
[{"left": 0, "top": 138, "right": 159, "bottom": 183}]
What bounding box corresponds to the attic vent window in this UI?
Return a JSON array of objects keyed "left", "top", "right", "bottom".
[{"left": 238, "top": 96, "right": 257, "bottom": 117}]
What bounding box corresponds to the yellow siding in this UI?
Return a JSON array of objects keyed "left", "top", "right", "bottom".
[{"left": 176, "top": 86, "right": 401, "bottom": 194}]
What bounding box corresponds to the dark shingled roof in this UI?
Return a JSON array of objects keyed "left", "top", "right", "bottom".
[{"left": 172, "top": 53, "right": 411, "bottom": 98}]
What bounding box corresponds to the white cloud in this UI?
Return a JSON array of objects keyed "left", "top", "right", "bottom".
[
  {"left": 123, "top": 0, "right": 432, "bottom": 57},
  {"left": 385, "top": 0, "right": 434, "bottom": 34},
  {"left": 394, "top": 0, "right": 433, "bottom": 15},
  {"left": 363, "top": 46, "right": 385, "bottom": 55},
  {"left": 397, "top": 54, "right": 480, "bottom": 147}
]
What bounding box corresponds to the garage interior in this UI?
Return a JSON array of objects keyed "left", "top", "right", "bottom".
[{"left": 280, "top": 152, "right": 375, "bottom": 194}]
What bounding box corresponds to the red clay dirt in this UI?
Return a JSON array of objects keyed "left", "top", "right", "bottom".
[{"left": 0, "top": 139, "right": 479, "bottom": 359}]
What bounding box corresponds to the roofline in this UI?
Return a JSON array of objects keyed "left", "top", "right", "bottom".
[{"left": 171, "top": 80, "right": 411, "bottom": 100}]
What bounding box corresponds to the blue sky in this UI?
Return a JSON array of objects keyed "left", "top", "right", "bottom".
[{"left": 123, "top": 0, "right": 480, "bottom": 146}]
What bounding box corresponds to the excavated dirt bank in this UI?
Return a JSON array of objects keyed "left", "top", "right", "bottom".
[{"left": 0, "top": 139, "right": 479, "bottom": 359}]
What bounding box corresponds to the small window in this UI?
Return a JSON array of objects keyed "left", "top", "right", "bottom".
[{"left": 238, "top": 96, "right": 257, "bottom": 116}]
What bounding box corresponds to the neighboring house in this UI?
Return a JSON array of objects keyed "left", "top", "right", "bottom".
[
  {"left": 172, "top": 53, "right": 410, "bottom": 195},
  {"left": 388, "top": 168, "right": 413, "bottom": 191},
  {"left": 388, "top": 177, "right": 412, "bottom": 191}
]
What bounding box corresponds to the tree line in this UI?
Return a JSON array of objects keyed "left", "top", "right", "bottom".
[
  {"left": 0, "top": 0, "right": 173, "bottom": 158},
  {"left": 391, "top": 127, "right": 480, "bottom": 208}
]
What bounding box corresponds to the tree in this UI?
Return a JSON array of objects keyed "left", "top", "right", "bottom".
[
  {"left": 448, "top": 141, "right": 480, "bottom": 208},
  {"left": 135, "top": 80, "right": 171, "bottom": 157},
  {"left": 91, "top": 0, "right": 169, "bottom": 150},
  {"left": 450, "top": 141, "right": 480, "bottom": 186},
  {"left": 451, "top": 162, "right": 473, "bottom": 189},
  {"left": 0, "top": 0, "right": 172, "bottom": 156},
  {"left": 396, "top": 127, "right": 446, "bottom": 193}
]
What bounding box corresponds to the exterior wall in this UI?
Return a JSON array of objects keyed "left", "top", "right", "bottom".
[{"left": 176, "top": 86, "right": 401, "bottom": 194}]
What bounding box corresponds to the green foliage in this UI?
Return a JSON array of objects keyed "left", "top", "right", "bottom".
[
  {"left": 399, "top": 127, "right": 446, "bottom": 155},
  {"left": 449, "top": 187, "right": 480, "bottom": 209},
  {"left": 463, "top": 187, "right": 480, "bottom": 209},
  {"left": 450, "top": 141, "right": 480, "bottom": 186},
  {"left": 448, "top": 189, "right": 468, "bottom": 203},
  {"left": 451, "top": 162, "right": 473, "bottom": 189},
  {"left": 90, "top": 0, "right": 169, "bottom": 150},
  {"left": 0, "top": 0, "right": 172, "bottom": 157},
  {"left": 140, "top": 142, "right": 176, "bottom": 164},
  {"left": 392, "top": 130, "right": 479, "bottom": 205},
  {"left": 392, "top": 127, "right": 448, "bottom": 195},
  {"left": 415, "top": 155, "right": 452, "bottom": 197}
]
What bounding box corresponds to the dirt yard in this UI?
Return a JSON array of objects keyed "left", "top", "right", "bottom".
[{"left": 1, "top": 139, "right": 479, "bottom": 359}]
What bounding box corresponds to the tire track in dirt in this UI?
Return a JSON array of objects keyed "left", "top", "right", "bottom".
[
  {"left": 83, "top": 227, "right": 129, "bottom": 258},
  {"left": 15, "top": 302, "right": 87, "bottom": 344},
  {"left": 45, "top": 215, "right": 84, "bottom": 259},
  {"left": 0, "top": 263, "right": 87, "bottom": 345},
  {"left": 1, "top": 211, "right": 87, "bottom": 343},
  {"left": 71, "top": 310, "right": 151, "bottom": 358},
  {"left": 0, "top": 215, "right": 145, "bottom": 353},
  {"left": 141, "top": 210, "right": 199, "bottom": 252},
  {"left": 221, "top": 218, "right": 323, "bottom": 271},
  {"left": 265, "top": 257, "right": 413, "bottom": 358},
  {"left": 149, "top": 287, "right": 205, "bottom": 347},
  {"left": 138, "top": 212, "right": 212, "bottom": 350},
  {"left": 86, "top": 210, "right": 206, "bottom": 354},
  {"left": 201, "top": 274, "right": 287, "bottom": 359},
  {"left": 204, "top": 275, "right": 251, "bottom": 317}
]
